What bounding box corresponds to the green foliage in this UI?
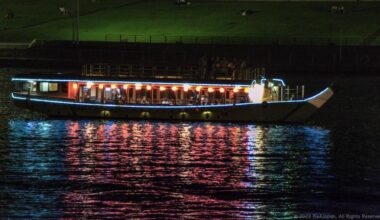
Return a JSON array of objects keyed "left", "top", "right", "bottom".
[{"left": 0, "top": 0, "right": 379, "bottom": 44}]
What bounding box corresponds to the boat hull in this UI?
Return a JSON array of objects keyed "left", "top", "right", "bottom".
[{"left": 12, "top": 88, "right": 333, "bottom": 123}]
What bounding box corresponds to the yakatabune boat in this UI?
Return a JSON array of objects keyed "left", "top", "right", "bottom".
[{"left": 11, "top": 74, "right": 333, "bottom": 122}]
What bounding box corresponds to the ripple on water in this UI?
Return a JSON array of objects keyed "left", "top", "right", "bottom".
[{"left": 0, "top": 119, "right": 335, "bottom": 218}]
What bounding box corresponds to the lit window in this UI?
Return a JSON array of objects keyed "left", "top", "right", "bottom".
[
  {"left": 40, "top": 82, "right": 58, "bottom": 92},
  {"left": 49, "top": 83, "right": 58, "bottom": 91}
]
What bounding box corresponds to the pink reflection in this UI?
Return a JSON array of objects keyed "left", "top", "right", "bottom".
[{"left": 63, "top": 122, "right": 255, "bottom": 218}]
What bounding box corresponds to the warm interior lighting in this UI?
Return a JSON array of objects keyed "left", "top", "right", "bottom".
[
  {"left": 233, "top": 86, "right": 241, "bottom": 93},
  {"left": 86, "top": 82, "right": 93, "bottom": 88},
  {"left": 111, "top": 84, "right": 117, "bottom": 89},
  {"left": 135, "top": 83, "right": 142, "bottom": 90},
  {"left": 219, "top": 88, "right": 225, "bottom": 93},
  {"left": 208, "top": 87, "right": 214, "bottom": 93},
  {"left": 244, "top": 87, "right": 250, "bottom": 93},
  {"left": 196, "top": 86, "right": 202, "bottom": 92},
  {"left": 99, "top": 84, "right": 104, "bottom": 89},
  {"left": 172, "top": 86, "right": 178, "bottom": 91},
  {"left": 146, "top": 85, "right": 152, "bottom": 91},
  {"left": 72, "top": 83, "right": 78, "bottom": 90},
  {"left": 123, "top": 84, "right": 128, "bottom": 90},
  {"left": 183, "top": 84, "right": 190, "bottom": 92},
  {"left": 160, "top": 86, "right": 166, "bottom": 91}
]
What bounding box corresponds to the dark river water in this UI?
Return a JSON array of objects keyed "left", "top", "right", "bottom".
[{"left": 1, "top": 69, "right": 379, "bottom": 219}]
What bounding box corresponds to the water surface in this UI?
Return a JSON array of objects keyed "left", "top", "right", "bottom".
[{"left": 1, "top": 69, "right": 380, "bottom": 218}]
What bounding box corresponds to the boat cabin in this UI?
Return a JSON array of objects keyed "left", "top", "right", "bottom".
[{"left": 12, "top": 74, "right": 302, "bottom": 106}]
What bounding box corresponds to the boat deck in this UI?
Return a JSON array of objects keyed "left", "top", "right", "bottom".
[{"left": 14, "top": 92, "right": 247, "bottom": 106}]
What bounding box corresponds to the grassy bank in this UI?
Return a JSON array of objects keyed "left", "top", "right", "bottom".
[{"left": 1, "top": 0, "right": 380, "bottom": 45}]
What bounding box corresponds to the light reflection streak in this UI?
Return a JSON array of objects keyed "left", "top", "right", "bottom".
[{"left": 5, "top": 120, "right": 331, "bottom": 219}]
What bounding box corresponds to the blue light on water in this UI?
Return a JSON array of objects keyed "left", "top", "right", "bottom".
[{"left": 3, "top": 118, "right": 333, "bottom": 219}]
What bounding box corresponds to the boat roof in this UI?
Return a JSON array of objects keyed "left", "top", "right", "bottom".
[{"left": 12, "top": 73, "right": 252, "bottom": 87}]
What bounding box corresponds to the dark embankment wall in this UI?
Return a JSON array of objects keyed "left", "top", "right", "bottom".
[{"left": 0, "top": 41, "right": 379, "bottom": 75}]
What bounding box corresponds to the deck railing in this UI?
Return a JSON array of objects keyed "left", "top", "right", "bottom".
[
  {"left": 82, "top": 64, "right": 195, "bottom": 78},
  {"left": 104, "top": 34, "right": 367, "bottom": 46},
  {"left": 280, "top": 85, "right": 305, "bottom": 101},
  {"left": 82, "top": 63, "right": 265, "bottom": 81}
]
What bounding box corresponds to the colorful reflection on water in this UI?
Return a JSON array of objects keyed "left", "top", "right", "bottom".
[{"left": 1, "top": 120, "right": 332, "bottom": 218}]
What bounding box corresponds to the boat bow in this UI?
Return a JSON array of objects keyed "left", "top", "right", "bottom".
[{"left": 306, "top": 87, "right": 334, "bottom": 109}]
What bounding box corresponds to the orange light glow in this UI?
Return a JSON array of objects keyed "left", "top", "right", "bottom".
[
  {"left": 72, "top": 83, "right": 78, "bottom": 90},
  {"left": 111, "top": 84, "right": 117, "bottom": 89},
  {"left": 244, "top": 87, "right": 250, "bottom": 93},
  {"left": 123, "top": 84, "right": 128, "bottom": 90},
  {"left": 160, "top": 86, "right": 166, "bottom": 91},
  {"left": 183, "top": 84, "right": 190, "bottom": 92},
  {"left": 196, "top": 86, "right": 202, "bottom": 92},
  {"left": 172, "top": 86, "right": 178, "bottom": 91},
  {"left": 208, "top": 87, "right": 214, "bottom": 93},
  {"left": 135, "top": 83, "right": 142, "bottom": 90},
  {"left": 146, "top": 85, "right": 152, "bottom": 90},
  {"left": 99, "top": 84, "right": 104, "bottom": 89},
  {"left": 86, "top": 82, "right": 93, "bottom": 88},
  {"left": 233, "top": 86, "right": 241, "bottom": 93},
  {"left": 219, "top": 88, "right": 225, "bottom": 93}
]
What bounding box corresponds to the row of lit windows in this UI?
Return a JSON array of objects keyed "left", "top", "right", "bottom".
[
  {"left": 73, "top": 82, "right": 250, "bottom": 93},
  {"left": 21, "top": 82, "right": 60, "bottom": 92}
]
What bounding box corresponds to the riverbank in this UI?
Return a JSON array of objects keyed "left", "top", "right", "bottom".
[{"left": 1, "top": 1, "right": 380, "bottom": 45}]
